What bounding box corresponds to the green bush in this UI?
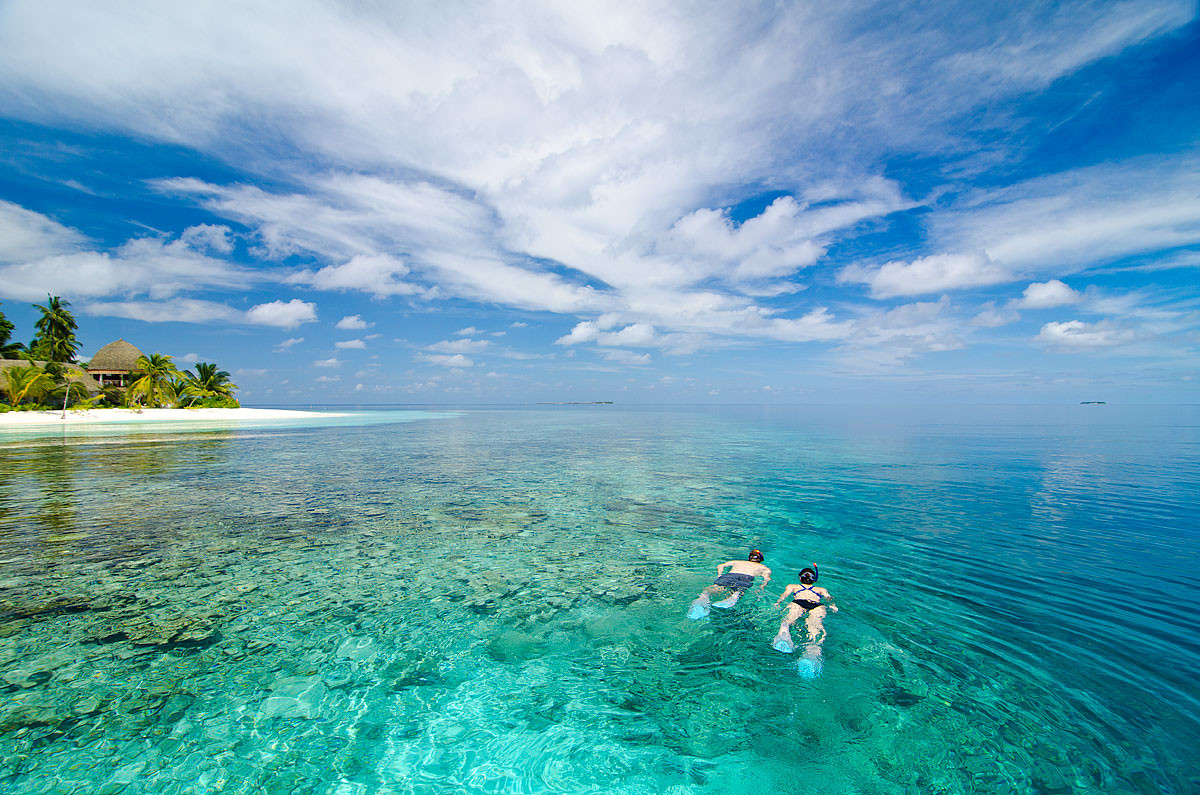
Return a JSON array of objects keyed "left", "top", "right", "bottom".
[{"left": 186, "top": 396, "right": 241, "bottom": 409}]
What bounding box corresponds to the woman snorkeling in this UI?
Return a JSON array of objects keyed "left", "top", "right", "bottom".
[{"left": 772, "top": 565, "right": 837, "bottom": 676}]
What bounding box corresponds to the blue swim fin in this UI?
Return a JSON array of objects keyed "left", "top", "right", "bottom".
[
  {"left": 796, "top": 647, "right": 823, "bottom": 679},
  {"left": 772, "top": 635, "right": 795, "bottom": 654},
  {"left": 687, "top": 600, "right": 710, "bottom": 620}
]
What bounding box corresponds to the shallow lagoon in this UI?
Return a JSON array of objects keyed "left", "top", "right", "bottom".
[{"left": 1, "top": 405, "right": 1197, "bottom": 793}]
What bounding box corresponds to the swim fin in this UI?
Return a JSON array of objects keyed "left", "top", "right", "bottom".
[
  {"left": 772, "top": 635, "right": 796, "bottom": 654},
  {"left": 687, "top": 600, "right": 710, "bottom": 620},
  {"left": 796, "top": 646, "right": 823, "bottom": 679}
]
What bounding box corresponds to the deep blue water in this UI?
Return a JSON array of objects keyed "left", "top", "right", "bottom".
[{"left": 0, "top": 404, "right": 1197, "bottom": 793}]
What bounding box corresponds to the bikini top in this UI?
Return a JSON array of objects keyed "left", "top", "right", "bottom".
[{"left": 791, "top": 583, "right": 823, "bottom": 605}]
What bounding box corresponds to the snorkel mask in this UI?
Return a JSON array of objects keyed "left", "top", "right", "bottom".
[
  {"left": 799, "top": 564, "right": 819, "bottom": 584},
  {"left": 748, "top": 549, "right": 765, "bottom": 563}
]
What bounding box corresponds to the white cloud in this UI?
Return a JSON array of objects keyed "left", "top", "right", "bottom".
[
  {"left": 427, "top": 338, "right": 490, "bottom": 354},
  {"left": 334, "top": 339, "right": 366, "bottom": 350},
  {"left": 1034, "top": 320, "right": 1145, "bottom": 350},
  {"left": 838, "top": 296, "right": 966, "bottom": 367},
  {"left": 289, "top": 253, "right": 418, "bottom": 298},
  {"left": 455, "top": 326, "right": 482, "bottom": 336},
  {"left": 971, "top": 303, "right": 1020, "bottom": 328},
  {"left": 315, "top": 375, "right": 341, "bottom": 382},
  {"left": 931, "top": 155, "right": 1200, "bottom": 273},
  {"left": 0, "top": 200, "right": 87, "bottom": 263},
  {"left": 313, "top": 357, "right": 341, "bottom": 368},
  {"left": 0, "top": 2, "right": 1191, "bottom": 358},
  {"left": 235, "top": 368, "right": 267, "bottom": 376},
  {"left": 335, "top": 314, "right": 372, "bottom": 329},
  {"left": 83, "top": 298, "right": 241, "bottom": 324},
  {"left": 839, "top": 252, "right": 1011, "bottom": 298},
  {"left": 174, "top": 352, "right": 200, "bottom": 365},
  {"left": 179, "top": 224, "right": 234, "bottom": 254},
  {"left": 277, "top": 337, "right": 304, "bottom": 348},
  {"left": 597, "top": 323, "right": 658, "bottom": 347},
  {"left": 245, "top": 299, "right": 317, "bottom": 328},
  {"left": 0, "top": 216, "right": 256, "bottom": 302},
  {"left": 599, "top": 350, "right": 651, "bottom": 365},
  {"left": 511, "top": 322, "right": 528, "bottom": 328},
  {"left": 420, "top": 353, "right": 474, "bottom": 368},
  {"left": 1012, "top": 279, "right": 1082, "bottom": 309}
]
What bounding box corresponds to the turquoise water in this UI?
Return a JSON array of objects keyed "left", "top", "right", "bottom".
[{"left": 0, "top": 405, "right": 1197, "bottom": 794}]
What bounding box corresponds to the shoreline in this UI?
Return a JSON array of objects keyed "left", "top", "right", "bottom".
[{"left": 0, "top": 407, "right": 351, "bottom": 427}]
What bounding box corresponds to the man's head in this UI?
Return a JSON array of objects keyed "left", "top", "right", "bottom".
[
  {"left": 799, "top": 565, "right": 818, "bottom": 584},
  {"left": 748, "top": 549, "right": 764, "bottom": 563}
]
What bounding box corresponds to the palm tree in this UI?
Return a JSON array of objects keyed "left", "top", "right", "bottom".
[
  {"left": 126, "top": 353, "right": 182, "bottom": 408},
  {"left": 0, "top": 303, "right": 25, "bottom": 359},
  {"left": 30, "top": 295, "right": 79, "bottom": 362},
  {"left": 184, "top": 363, "right": 239, "bottom": 402},
  {"left": 2, "top": 364, "right": 55, "bottom": 407}
]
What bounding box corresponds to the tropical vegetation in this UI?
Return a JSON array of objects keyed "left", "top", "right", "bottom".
[
  {"left": 0, "top": 298, "right": 240, "bottom": 411},
  {"left": 29, "top": 295, "right": 80, "bottom": 362}
]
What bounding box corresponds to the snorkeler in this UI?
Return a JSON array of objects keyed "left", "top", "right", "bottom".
[
  {"left": 772, "top": 565, "right": 837, "bottom": 677},
  {"left": 687, "top": 549, "right": 772, "bottom": 619}
]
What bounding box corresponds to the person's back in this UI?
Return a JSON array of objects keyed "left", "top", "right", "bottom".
[{"left": 687, "top": 549, "right": 772, "bottom": 619}]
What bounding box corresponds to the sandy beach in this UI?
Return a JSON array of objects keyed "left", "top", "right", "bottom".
[{"left": 0, "top": 407, "right": 349, "bottom": 427}]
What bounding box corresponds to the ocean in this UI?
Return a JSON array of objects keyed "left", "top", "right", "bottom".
[{"left": 1, "top": 404, "right": 1197, "bottom": 794}]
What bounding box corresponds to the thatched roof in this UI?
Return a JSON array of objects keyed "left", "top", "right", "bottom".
[
  {"left": 88, "top": 339, "right": 145, "bottom": 372},
  {"left": 0, "top": 359, "right": 101, "bottom": 394}
]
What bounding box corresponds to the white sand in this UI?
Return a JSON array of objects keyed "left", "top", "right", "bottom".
[{"left": 0, "top": 407, "right": 350, "bottom": 427}]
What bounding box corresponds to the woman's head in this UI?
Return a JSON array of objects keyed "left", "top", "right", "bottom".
[
  {"left": 748, "top": 549, "right": 764, "bottom": 563},
  {"left": 799, "top": 565, "right": 818, "bottom": 584}
]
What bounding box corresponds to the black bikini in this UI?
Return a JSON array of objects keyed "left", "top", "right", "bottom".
[{"left": 790, "top": 583, "right": 823, "bottom": 609}]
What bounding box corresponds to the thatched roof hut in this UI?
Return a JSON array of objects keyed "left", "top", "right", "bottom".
[{"left": 87, "top": 339, "right": 145, "bottom": 388}]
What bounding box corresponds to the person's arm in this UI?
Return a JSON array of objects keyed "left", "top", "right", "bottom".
[
  {"left": 716, "top": 561, "right": 731, "bottom": 576},
  {"left": 774, "top": 584, "right": 798, "bottom": 607},
  {"left": 819, "top": 588, "right": 839, "bottom": 613},
  {"left": 759, "top": 566, "right": 772, "bottom": 590}
]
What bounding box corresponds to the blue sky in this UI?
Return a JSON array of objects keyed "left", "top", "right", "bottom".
[{"left": 0, "top": 1, "right": 1197, "bottom": 404}]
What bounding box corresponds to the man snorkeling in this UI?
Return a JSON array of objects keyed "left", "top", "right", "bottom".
[
  {"left": 771, "top": 564, "right": 837, "bottom": 676},
  {"left": 687, "top": 549, "right": 772, "bottom": 619}
]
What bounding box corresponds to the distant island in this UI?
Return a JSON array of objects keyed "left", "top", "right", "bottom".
[
  {"left": 535, "top": 401, "right": 614, "bottom": 405},
  {"left": 1080, "top": 401, "right": 1107, "bottom": 405}
]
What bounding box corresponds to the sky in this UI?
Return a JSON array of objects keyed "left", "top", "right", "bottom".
[{"left": 0, "top": 0, "right": 1198, "bottom": 405}]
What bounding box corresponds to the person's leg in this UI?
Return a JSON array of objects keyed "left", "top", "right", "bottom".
[
  {"left": 796, "top": 607, "right": 827, "bottom": 676},
  {"left": 802, "top": 606, "right": 828, "bottom": 645},
  {"left": 688, "top": 585, "right": 724, "bottom": 619},
  {"left": 712, "top": 588, "right": 743, "bottom": 609},
  {"left": 772, "top": 605, "right": 804, "bottom": 652}
]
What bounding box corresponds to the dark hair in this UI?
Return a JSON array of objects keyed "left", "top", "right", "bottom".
[
  {"left": 748, "top": 549, "right": 764, "bottom": 562},
  {"left": 799, "top": 566, "right": 818, "bottom": 583}
]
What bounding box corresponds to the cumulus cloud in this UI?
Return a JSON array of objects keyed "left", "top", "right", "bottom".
[
  {"left": 1034, "top": 320, "right": 1145, "bottom": 350},
  {"left": 0, "top": 2, "right": 1191, "bottom": 362},
  {"left": 277, "top": 337, "right": 304, "bottom": 348},
  {"left": 839, "top": 252, "right": 1012, "bottom": 298},
  {"left": 334, "top": 338, "right": 366, "bottom": 349},
  {"left": 315, "top": 375, "right": 341, "bottom": 382},
  {"left": 245, "top": 299, "right": 318, "bottom": 328},
  {"left": 289, "top": 254, "right": 419, "bottom": 298},
  {"left": 335, "top": 314, "right": 372, "bottom": 329},
  {"left": 313, "top": 357, "right": 341, "bottom": 368},
  {"left": 427, "top": 338, "right": 490, "bottom": 354},
  {"left": 971, "top": 302, "right": 1020, "bottom": 328},
  {"left": 1011, "top": 279, "right": 1082, "bottom": 309},
  {"left": 600, "top": 349, "right": 651, "bottom": 365},
  {"left": 420, "top": 353, "right": 474, "bottom": 368},
  {"left": 0, "top": 212, "right": 256, "bottom": 302},
  {"left": 454, "top": 326, "right": 482, "bottom": 336}
]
